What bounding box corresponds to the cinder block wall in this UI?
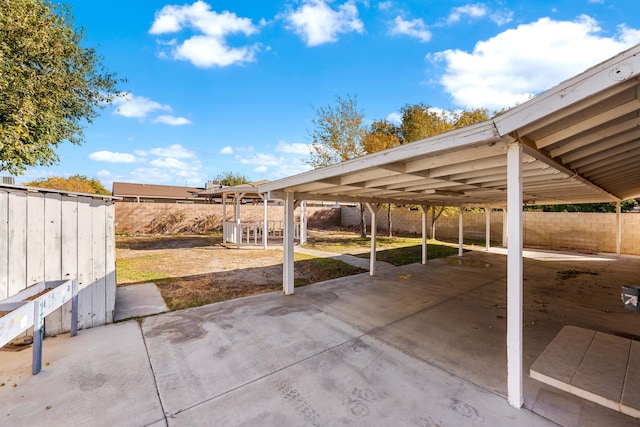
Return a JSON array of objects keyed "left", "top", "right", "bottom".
[
  {"left": 341, "top": 206, "right": 640, "bottom": 255},
  {"left": 114, "top": 202, "right": 340, "bottom": 234}
]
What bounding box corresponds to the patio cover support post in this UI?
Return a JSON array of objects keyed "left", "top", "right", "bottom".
[
  {"left": 485, "top": 207, "right": 491, "bottom": 251},
  {"left": 263, "top": 195, "right": 268, "bottom": 249},
  {"left": 458, "top": 207, "right": 464, "bottom": 256},
  {"left": 283, "top": 192, "right": 295, "bottom": 295},
  {"left": 420, "top": 205, "right": 428, "bottom": 264},
  {"left": 300, "top": 201, "right": 308, "bottom": 245},
  {"left": 234, "top": 193, "right": 243, "bottom": 249},
  {"left": 366, "top": 203, "right": 381, "bottom": 276},
  {"left": 222, "top": 194, "right": 227, "bottom": 243},
  {"left": 502, "top": 208, "right": 508, "bottom": 247},
  {"left": 507, "top": 142, "right": 523, "bottom": 409},
  {"left": 616, "top": 201, "right": 621, "bottom": 256}
]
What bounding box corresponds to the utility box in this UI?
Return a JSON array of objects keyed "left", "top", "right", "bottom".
[{"left": 621, "top": 285, "right": 640, "bottom": 312}]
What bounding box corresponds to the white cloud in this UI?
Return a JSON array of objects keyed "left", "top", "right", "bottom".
[
  {"left": 619, "top": 24, "right": 640, "bottom": 45},
  {"left": 112, "top": 92, "right": 171, "bottom": 119},
  {"left": 89, "top": 151, "right": 139, "bottom": 163},
  {"left": 149, "top": 1, "right": 262, "bottom": 67},
  {"left": 283, "top": 0, "right": 364, "bottom": 47},
  {"left": 150, "top": 158, "right": 187, "bottom": 169},
  {"left": 253, "top": 166, "right": 268, "bottom": 173},
  {"left": 276, "top": 141, "right": 311, "bottom": 155},
  {"left": 386, "top": 112, "right": 401, "bottom": 124},
  {"left": 389, "top": 16, "right": 431, "bottom": 42},
  {"left": 153, "top": 115, "right": 192, "bottom": 125},
  {"left": 270, "top": 162, "right": 312, "bottom": 179},
  {"left": 446, "top": 4, "right": 487, "bottom": 24},
  {"left": 149, "top": 144, "right": 195, "bottom": 159},
  {"left": 238, "top": 153, "right": 281, "bottom": 166},
  {"left": 432, "top": 15, "right": 640, "bottom": 110},
  {"left": 220, "top": 146, "right": 234, "bottom": 154}
]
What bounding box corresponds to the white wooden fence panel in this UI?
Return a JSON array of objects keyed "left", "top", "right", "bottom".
[
  {"left": 1, "top": 186, "right": 116, "bottom": 337},
  {"left": 26, "top": 193, "right": 45, "bottom": 286},
  {"left": 61, "top": 196, "right": 79, "bottom": 332},
  {"left": 0, "top": 191, "right": 8, "bottom": 300},
  {"left": 44, "top": 193, "right": 64, "bottom": 335},
  {"left": 8, "top": 191, "right": 27, "bottom": 296},
  {"left": 105, "top": 202, "right": 116, "bottom": 323},
  {"left": 92, "top": 200, "right": 106, "bottom": 327},
  {"left": 76, "top": 196, "right": 94, "bottom": 330}
]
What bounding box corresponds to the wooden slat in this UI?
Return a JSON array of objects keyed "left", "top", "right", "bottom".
[
  {"left": 92, "top": 200, "right": 106, "bottom": 327},
  {"left": 8, "top": 192, "right": 27, "bottom": 296},
  {"left": 0, "top": 191, "right": 8, "bottom": 300},
  {"left": 44, "top": 193, "right": 64, "bottom": 335},
  {"left": 76, "top": 197, "right": 93, "bottom": 330},
  {"left": 61, "top": 196, "right": 79, "bottom": 331},
  {"left": 105, "top": 202, "right": 116, "bottom": 323},
  {"left": 536, "top": 99, "right": 640, "bottom": 149},
  {"left": 26, "top": 193, "right": 45, "bottom": 286}
]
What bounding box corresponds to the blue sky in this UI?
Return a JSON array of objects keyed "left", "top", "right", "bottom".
[{"left": 16, "top": 0, "right": 640, "bottom": 189}]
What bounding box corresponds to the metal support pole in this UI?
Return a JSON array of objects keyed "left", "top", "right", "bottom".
[
  {"left": 263, "top": 196, "right": 268, "bottom": 249},
  {"left": 420, "top": 205, "right": 428, "bottom": 264},
  {"left": 283, "top": 192, "right": 295, "bottom": 295},
  {"left": 616, "top": 201, "right": 622, "bottom": 256},
  {"left": 458, "top": 206, "right": 464, "bottom": 256},
  {"left": 366, "top": 203, "right": 381, "bottom": 276},
  {"left": 485, "top": 207, "right": 491, "bottom": 251},
  {"left": 507, "top": 142, "right": 523, "bottom": 409}
]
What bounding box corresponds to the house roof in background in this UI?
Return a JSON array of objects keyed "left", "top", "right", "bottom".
[{"left": 112, "top": 182, "right": 203, "bottom": 200}]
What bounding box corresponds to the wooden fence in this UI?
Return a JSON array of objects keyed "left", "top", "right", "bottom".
[{"left": 0, "top": 185, "right": 116, "bottom": 335}]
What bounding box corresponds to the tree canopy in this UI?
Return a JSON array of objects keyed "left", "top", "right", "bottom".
[
  {"left": 24, "top": 174, "right": 110, "bottom": 195},
  {"left": 400, "top": 103, "right": 490, "bottom": 143},
  {"left": 361, "top": 120, "right": 402, "bottom": 154},
  {"left": 0, "top": 0, "right": 123, "bottom": 175},
  {"left": 307, "top": 94, "right": 366, "bottom": 168},
  {"left": 215, "top": 171, "right": 250, "bottom": 187}
]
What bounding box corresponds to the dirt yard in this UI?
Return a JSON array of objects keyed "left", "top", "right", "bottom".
[{"left": 116, "top": 232, "right": 367, "bottom": 310}]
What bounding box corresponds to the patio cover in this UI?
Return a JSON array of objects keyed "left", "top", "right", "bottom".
[{"left": 259, "top": 44, "right": 640, "bottom": 409}]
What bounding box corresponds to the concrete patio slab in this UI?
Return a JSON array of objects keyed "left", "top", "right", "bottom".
[
  {"left": 2, "top": 249, "right": 639, "bottom": 426},
  {"left": 0, "top": 322, "right": 164, "bottom": 426},
  {"left": 115, "top": 282, "right": 168, "bottom": 321},
  {"left": 170, "top": 334, "right": 553, "bottom": 426},
  {"left": 141, "top": 292, "right": 363, "bottom": 415}
]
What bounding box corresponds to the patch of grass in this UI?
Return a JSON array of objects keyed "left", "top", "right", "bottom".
[
  {"left": 355, "top": 242, "right": 459, "bottom": 266},
  {"left": 303, "top": 235, "right": 425, "bottom": 254},
  {"left": 116, "top": 255, "right": 175, "bottom": 284},
  {"left": 155, "top": 254, "right": 366, "bottom": 311},
  {"left": 294, "top": 255, "right": 366, "bottom": 286}
]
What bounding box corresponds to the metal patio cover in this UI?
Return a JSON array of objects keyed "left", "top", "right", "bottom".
[{"left": 260, "top": 44, "right": 640, "bottom": 207}]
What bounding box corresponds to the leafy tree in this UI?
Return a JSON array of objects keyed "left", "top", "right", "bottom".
[
  {"left": 361, "top": 119, "right": 402, "bottom": 154},
  {"left": 399, "top": 103, "right": 454, "bottom": 143},
  {"left": 0, "top": 0, "right": 123, "bottom": 175},
  {"left": 307, "top": 94, "right": 369, "bottom": 236},
  {"left": 361, "top": 120, "right": 402, "bottom": 236},
  {"left": 24, "top": 174, "right": 110, "bottom": 194},
  {"left": 215, "top": 171, "right": 249, "bottom": 187},
  {"left": 452, "top": 108, "right": 491, "bottom": 128},
  {"left": 399, "top": 104, "right": 491, "bottom": 143},
  {"left": 307, "top": 94, "right": 367, "bottom": 168}
]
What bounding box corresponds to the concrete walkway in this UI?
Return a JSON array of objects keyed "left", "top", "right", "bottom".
[
  {"left": 2, "top": 251, "right": 639, "bottom": 426},
  {"left": 294, "top": 246, "right": 396, "bottom": 271}
]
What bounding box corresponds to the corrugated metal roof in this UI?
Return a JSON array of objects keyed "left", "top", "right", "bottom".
[{"left": 260, "top": 44, "right": 640, "bottom": 207}]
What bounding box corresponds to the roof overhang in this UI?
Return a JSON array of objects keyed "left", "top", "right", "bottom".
[{"left": 260, "top": 44, "right": 640, "bottom": 207}]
